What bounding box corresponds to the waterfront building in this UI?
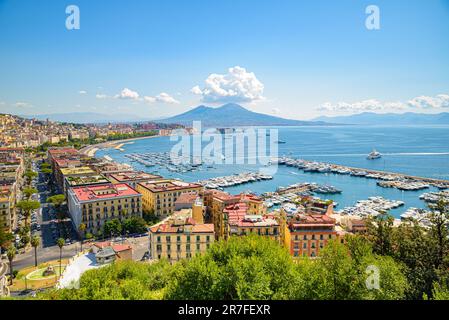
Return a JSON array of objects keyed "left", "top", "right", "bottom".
[
  {"left": 67, "top": 183, "right": 142, "bottom": 235},
  {"left": 224, "top": 202, "right": 280, "bottom": 242},
  {"left": 149, "top": 209, "right": 214, "bottom": 263},
  {"left": 287, "top": 214, "right": 338, "bottom": 258},
  {"left": 106, "top": 171, "right": 163, "bottom": 188},
  {"left": 136, "top": 180, "right": 202, "bottom": 217},
  {"left": 202, "top": 189, "right": 266, "bottom": 239}
]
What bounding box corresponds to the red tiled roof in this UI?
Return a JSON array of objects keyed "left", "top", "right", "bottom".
[{"left": 71, "top": 183, "right": 140, "bottom": 202}]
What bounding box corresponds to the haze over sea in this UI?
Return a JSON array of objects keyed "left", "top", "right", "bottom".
[{"left": 96, "top": 125, "right": 449, "bottom": 218}]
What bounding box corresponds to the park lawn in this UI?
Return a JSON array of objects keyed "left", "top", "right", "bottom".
[{"left": 9, "top": 258, "right": 70, "bottom": 292}]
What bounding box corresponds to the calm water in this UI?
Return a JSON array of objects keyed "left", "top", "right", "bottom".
[{"left": 96, "top": 126, "right": 449, "bottom": 217}]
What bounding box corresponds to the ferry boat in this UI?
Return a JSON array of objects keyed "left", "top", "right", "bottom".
[
  {"left": 275, "top": 140, "right": 286, "bottom": 144},
  {"left": 367, "top": 149, "right": 382, "bottom": 160}
]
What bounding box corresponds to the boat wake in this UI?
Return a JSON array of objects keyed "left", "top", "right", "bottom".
[{"left": 298, "top": 152, "right": 449, "bottom": 157}]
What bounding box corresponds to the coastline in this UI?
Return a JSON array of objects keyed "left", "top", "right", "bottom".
[{"left": 79, "top": 134, "right": 161, "bottom": 157}]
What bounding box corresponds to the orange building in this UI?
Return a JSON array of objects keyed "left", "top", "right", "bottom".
[{"left": 287, "top": 214, "right": 337, "bottom": 258}]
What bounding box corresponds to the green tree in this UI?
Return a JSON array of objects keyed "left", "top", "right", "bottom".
[
  {"left": 296, "top": 237, "right": 407, "bottom": 300},
  {"left": 122, "top": 217, "right": 147, "bottom": 235},
  {"left": 47, "top": 194, "right": 66, "bottom": 222},
  {"left": 16, "top": 200, "right": 40, "bottom": 225},
  {"left": 103, "top": 219, "right": 122, "bottom": 238},
  {"left": 37, "top": 260, "right": 172, "bottom": 300},
  {"left": 6, "top": 245, "right": 16, "bottom": 285},
  {"left": 0, "top": 228, "right": 14, "bottom": 249},
  {"left": 31, "top": 235, "right": 41, "bottom": 267},
  {"left": 391, "top": 222, "right": 439, "bottom": 299},
  {"left": 428, "top": 199, "right": 449, "bottom": 270},
  {"left": 56, "top": 238, "right": 65, "bottom": 276},
  {"left": 367, "top": 212, "right": 394, "bottom": 256},
  {"left": 24, "top": 170, "right": 37, "bottom": 185},
  {"left": 41, "top": 168, "right": 52, "bottom": 175},
  {"left": 165, "top": 235, "right": 301, "bottom": 300},
  {"left": 23, "top": 187, "right": 38, "bottom": 200},
  {"left": 78, "top": 223, "right": 86, "bottom": 252}
]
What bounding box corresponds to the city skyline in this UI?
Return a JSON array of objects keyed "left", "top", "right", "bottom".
[{"left": 1, "top": 0, "right": 449, "bottom": 120}]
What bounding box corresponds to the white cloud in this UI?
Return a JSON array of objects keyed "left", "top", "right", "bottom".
[
  {"left": 15, "top": 102, "right": 32, "bottom": 108},
  {"left": 115, "top": 88, "right": 140, "bottom": 100},
  {"left": 144, "top": 92, "right": 180, "bottom": 104},
  {"left": 96, "top": 94, "right": 108, "bottom": 99},
  {"left": 79, "top": 90, "right": 87, "bottom": 95},
  {"left": 407, "top": 94, "right": 449, "bottom": 109},
  {"left": 191, "top": 66, "right": 265, "bottom": 104},
  {"left": 317, "top": 94, "right": 449, "bottom": 113}
]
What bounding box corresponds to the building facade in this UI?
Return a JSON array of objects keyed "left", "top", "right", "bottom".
[
  {"left": 287, "top": 214, "right": 338, "bottom": 258},
  {"left": 136, "top": 180, "right": 202, "bottom": 217},
  {"left": 149, "top": 213, "right": 214, "bottom": 263},
  {"left": 67, "top": 183, "right": 142, "bottom": 235}
]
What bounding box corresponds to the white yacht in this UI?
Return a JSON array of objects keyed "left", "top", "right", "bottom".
[{"left": 367, "top": 149, "right": 382, "bottom": 160}]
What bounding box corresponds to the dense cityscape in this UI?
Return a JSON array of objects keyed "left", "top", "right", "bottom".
[
  {"left": 1, "top": 113, "right": 449, "bottom": 301},
  {"left": 2, "top": 2, "right": 449, "bottom": 313}
]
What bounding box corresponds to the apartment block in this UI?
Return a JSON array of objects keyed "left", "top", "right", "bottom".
[
  {"left": 67, "top": 183, "right": 142, "bottom": 235},
  {"left": 149, "top": 210, "right": 214, "bottom": 263},
  {"left": 136, "top": 180, "right": 202, "bottom": 217}
]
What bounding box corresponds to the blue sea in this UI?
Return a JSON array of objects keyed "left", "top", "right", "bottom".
[{"left": 96, "top": 125, "right": 449, "bottom": 218}]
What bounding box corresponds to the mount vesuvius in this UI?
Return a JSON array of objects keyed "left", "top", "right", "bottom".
[{"left": 158, "top": 103, "right": 332, "bottom": 127}]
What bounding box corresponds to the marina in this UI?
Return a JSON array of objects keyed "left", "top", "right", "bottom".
[
  {"left": 94, "top": 125, "right": 449, "bottom": 218},
  {"left": 197, "top": 172, "right": 273, "bottom": 189},
  {"left": 276, "top": 156, "right": 449, "bottom": 191},
  {"left": 336, "top": 196, "right": 405, "bottom": 218}
]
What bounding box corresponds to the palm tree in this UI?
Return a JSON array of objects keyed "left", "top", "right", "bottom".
[
  {"left": 6, "top": 245, "right": 16, "bottom": 285},
  {"left": 78, "top": 223, "right": 86, "bottom": 252},
  {"left": 30, "top": 235, "right": 41, "bottom": 267},
  {"left": 56, "top": 238, "right": 65, "bottom": 276}
]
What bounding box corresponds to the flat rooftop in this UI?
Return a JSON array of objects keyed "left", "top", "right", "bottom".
[
  {"left": 108, "top": 171, "right": 162, "bottom": 182},
  {"left": 61, "top": 166, "right": 96, "bottom": 176},
  {"left": 70, "top": 183, "right": 141, "bottom": 202},
  {"left": 138, "top": 180, "right": 202, "bottom": 193},
  {"left": 66, "top": 174, "right": 110, "bottom": 187},
  {"left": 225, "top": 202, "right": 278, "bottom": 227}
]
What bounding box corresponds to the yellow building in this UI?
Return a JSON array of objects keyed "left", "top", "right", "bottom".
[
  {"left": 202, "top": 190, "right": 266, "bottom": 239},
  {"left": 136, "top": 180, "right": 202, "bottom": 217},
  {"left": 67, "top": 183, "right": 142, "bottom": 235},
  {"left": 0, "top": 185, "right": 14, "bottom": 232},
  {"left": 149, "top": 209, "right": 215, "bottom": 263}
]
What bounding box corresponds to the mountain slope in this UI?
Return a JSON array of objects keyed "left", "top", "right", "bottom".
[
  {"left": 313, "top": 112, "right": 449, "bottom": 125},
  {"left": 158, "top": 103, "right": 331, "bottom": 127}
]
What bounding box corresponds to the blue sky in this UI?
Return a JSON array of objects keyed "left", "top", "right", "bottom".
[{"left": 1, "top": 0, "right": 449, "bottom": 120}]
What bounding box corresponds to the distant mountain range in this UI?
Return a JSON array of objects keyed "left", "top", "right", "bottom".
[
  {"left": 23, "top": 112, "right": 150, "bottom": 124},
  {"left": 313, "top": 112, "right": 449, "bottom": 125},
  {"left": 157, "top": 103, "right": 331, "bottom": 127}
]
